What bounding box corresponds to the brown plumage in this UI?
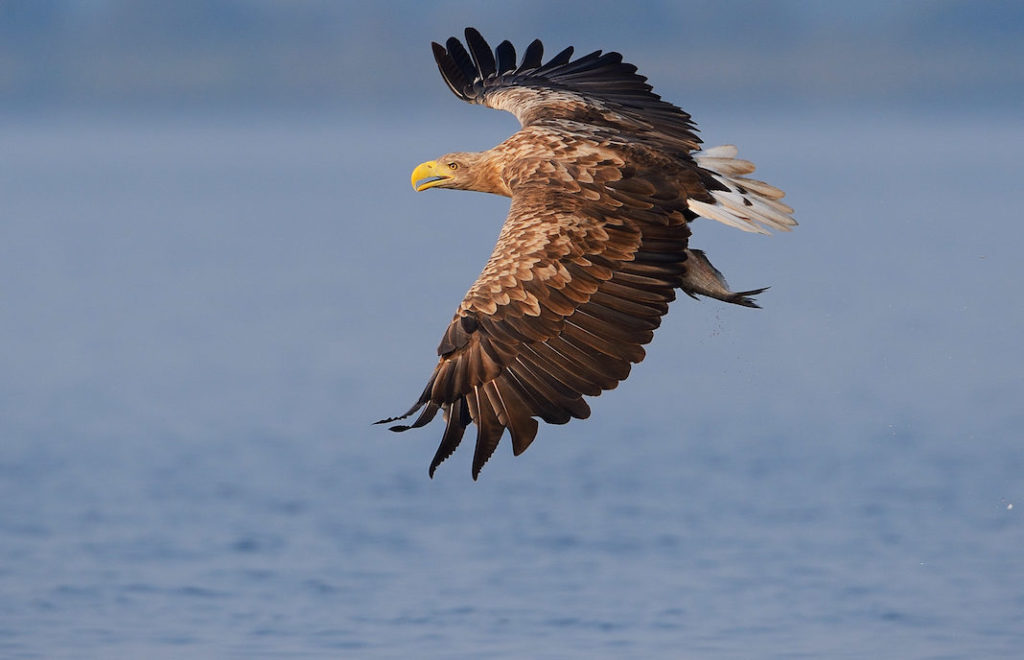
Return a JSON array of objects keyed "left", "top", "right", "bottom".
[{"left": 379, "top": 28, "right": 796, "bottom": 479}]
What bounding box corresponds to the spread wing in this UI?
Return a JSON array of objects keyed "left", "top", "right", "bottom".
[
  {"left": 381, "top": 156, "right": 695, "bottom": 479},
  {"left": 432, "top": 27, "right": 700, "bottom": 153}
]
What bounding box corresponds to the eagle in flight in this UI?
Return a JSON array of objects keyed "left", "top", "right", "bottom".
[{"left": 379, "top": 28, "right": 795, "bottom": 479}]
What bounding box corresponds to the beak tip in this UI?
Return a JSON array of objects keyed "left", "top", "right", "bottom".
[{"left": 411, "top": 160, "right": 443, "bottom": 192}]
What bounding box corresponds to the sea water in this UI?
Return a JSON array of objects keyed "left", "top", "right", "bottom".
[{"left": 1, "top": 111, "right": 1021, "bottom": 658}]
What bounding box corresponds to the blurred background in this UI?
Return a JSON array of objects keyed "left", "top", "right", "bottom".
[
  {"left": 2, "top": 0, "right": 1022, "bottom": 113},
  {"left": 2, "top": 2, "right": 1022, "bottom": 658}
]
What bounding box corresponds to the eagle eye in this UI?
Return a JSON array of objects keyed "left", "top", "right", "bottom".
[{"left": 447, "top": 162, "right": 459, "bottom": 170}]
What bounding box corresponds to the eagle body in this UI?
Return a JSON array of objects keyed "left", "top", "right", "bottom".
[{"left": 381, "top": 29, "right": 795, "bottom": 479}]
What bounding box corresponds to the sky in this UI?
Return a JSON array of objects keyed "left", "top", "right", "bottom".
[{"left": 1, "top": 1, "right": 1022, "bottom": 114}]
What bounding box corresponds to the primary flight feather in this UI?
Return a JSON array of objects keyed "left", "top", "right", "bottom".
[{"left": 379, "top": 28, "right": 795, "bottom": 479}]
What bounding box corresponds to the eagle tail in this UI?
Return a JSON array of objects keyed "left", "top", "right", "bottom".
[
  {"left": 690, "top": 145, "right": 796, "bottom": 235},
  {"left": 681, "top": 249, "right": 766, "bottom": 308}
]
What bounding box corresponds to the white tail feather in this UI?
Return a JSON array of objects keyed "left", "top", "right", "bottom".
[
  {"left": 690, "top": 145, "right": 797, "bottom": 234},
  {"left": 698, "top": 145, "right": 738, "bottom": 158}
]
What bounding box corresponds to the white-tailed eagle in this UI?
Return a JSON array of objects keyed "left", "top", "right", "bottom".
[{"left": 379, "top": 28, "right": 795, "bottom": 479}]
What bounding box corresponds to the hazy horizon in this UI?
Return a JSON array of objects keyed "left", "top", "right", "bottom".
[{"left": 2, "top": 1, "right": 1022, "bottom": 116}]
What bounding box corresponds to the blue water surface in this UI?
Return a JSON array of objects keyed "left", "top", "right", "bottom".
[{"left": 1, "top": 111, "right": 1022, "bottom": 658}]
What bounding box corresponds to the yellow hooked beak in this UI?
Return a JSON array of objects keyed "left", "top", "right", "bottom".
[{"left": 411, "top": 160, "right": 451, "bottom": 191}]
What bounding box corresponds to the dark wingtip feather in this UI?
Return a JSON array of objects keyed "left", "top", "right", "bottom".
[
  {"left": 375, "top": 381, "right": 433, "bottom": 427},
  {"left": 470, "top": 393, "right": 504, "bottom": 480},
  {"left": 495, "top": 40, "right": 516, "bottom": 73},
  {"left": 545, "top": 45, "right": 574, "bottom": 68},
  {"left": 731, "top": 287, "right": 769, "bottom": 308},
  {"left": 464, "top": 27, "right": 496, "bottom": 78},
  {"left": 428, "top": 399, "right": 470, "bottom": 478},
  {"left": 519, "top": 38, "right": 544, "bottom": 70},
  {"left": 433, "top": 42, "right": 471, "bottom": 100},
  {"left": 445, "top": 36, "right": 477, "bottom": 84},
  {"left": 374, "top": 408, "right": 416, "bottom": 426},
  {"left": 388, "top": 401, "right": 440, "bottom": 433}
]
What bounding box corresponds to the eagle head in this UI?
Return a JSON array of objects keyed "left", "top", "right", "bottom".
[{"left": 411, "top": 152, "right": 503, "bottom": 193}]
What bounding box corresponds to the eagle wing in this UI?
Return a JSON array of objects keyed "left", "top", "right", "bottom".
[
  {"left": 433, "top": 27, "right": 701, "bottom": 153},
  {"left": 383, "top": 154, "right": 695, "bottom": 479}
]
